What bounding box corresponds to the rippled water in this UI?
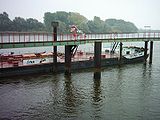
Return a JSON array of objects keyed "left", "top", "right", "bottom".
[{"left": 1, "top": 42, "right": 160, "bottom": 120}]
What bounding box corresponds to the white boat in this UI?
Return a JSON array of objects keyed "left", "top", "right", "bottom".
[
  {"left": 104, "top": 44, "right": 147, "bottom": 62},
  {"left": 122, "top": 46, "right": 145, "bottom": 59}
]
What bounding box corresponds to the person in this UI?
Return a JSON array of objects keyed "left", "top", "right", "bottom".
[{"left": 70, "top": 25, "right": 78, "bottom": 40}]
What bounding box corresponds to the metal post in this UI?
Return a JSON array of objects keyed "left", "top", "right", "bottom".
[
  {"left": 149, "top": 41, "right": 153, "bottom": 64},
  {"left": 144, "top": 41, "right": 148, "bottom": 62},
  {"left": 119, "top": 42, "right": 123, "bottom": 64},
  {"left": 65, "top": 45, "right": 72, "bottom": 76},
  {"left": 94, "top": 42, "right": 102, "bottom": 80},
  {"left": 51, "top": 22, "right": 59, "bottom": 72}
]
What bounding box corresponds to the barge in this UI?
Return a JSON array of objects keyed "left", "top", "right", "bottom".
[{"left": 0, "top": 46, "right": 147, "bottom": 78}]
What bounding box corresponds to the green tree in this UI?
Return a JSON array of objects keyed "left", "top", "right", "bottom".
[
  {"left": 58, "top": 21, "right": 68, "bottom": 33},
  {"left": 0, "top": 12, "right": 13, "bottom": 31},
  {"left": 105, "top": 19, "right": 138, "bottom": 33},
  {"left": 79, "top": 22, "right": 90, "bottom": 33},
  {"left": 87, "top": 16, "right": 106, "bottom": 33},
  {"left": 44, "top": 12, "right": 57, "bottom": 32},
  {"left": 0, "top": 11, "right": 138, "bottom": 33},
  {"left": 12, "top": 17, "right": 27, "bottom": 31},
  {"left": 56, "top": 11, "right": 69, "bottom": 24},
  {"left": 26, "top": 18, "right": 45, "bottom": 31},
  {"left": 68, "top": 12, "right": 87, "bottom": 25},
  {"left": 44, "top": 11, "right": 88, "bottom": 33}
]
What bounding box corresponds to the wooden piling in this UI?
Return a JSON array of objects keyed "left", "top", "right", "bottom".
[
  {"left": 119, "top": 42, "right": 123, "bottom": 64},
  {"left": 51, "top": 22, "right": 59, "bottom": 72},
  {"left": 144, "top": 41, "right": 148, "bottom": 62},
  {"left": 149, "top": 41, "right": 153, "bottom": 64},
  {"left": 94, "top": 42, "right": 102, "bottom": 80},
  {"left": 65, "top": 45, "right": 72, "bottom": 76}
]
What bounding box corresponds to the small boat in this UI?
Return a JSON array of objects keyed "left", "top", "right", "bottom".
[
  {"left": 105, "top": 45, "right": 148, "bottom": 62},
  {"left": 122, "top": 46, "right": 146, "bottom": 59}
]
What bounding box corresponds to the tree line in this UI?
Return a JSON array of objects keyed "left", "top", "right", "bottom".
[
  {"left": 0, "top": 12, "right": 45, "bottom": 32},
  {"left": 0, "top": 11, "right": 138, "bottom": 33}
]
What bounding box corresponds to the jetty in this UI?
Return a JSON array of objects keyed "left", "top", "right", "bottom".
[{"left": 0, "top": 22, "right": 160, "bottom": 78}]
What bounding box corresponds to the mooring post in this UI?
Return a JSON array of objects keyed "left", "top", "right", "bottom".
[
  {"left": 51, "top": 22, "right": 59, "bottom": 72},
  {"left": 144, "top": 41, "right": 148, "bottom": 62},
  {"left": 94, "top": 42, "right": 102, "bottom": 80},
  {"left": 119, "top": 42, "right": 123, "bottom": 64},
  {"left": 149, "top": 41, "right": 153, "bottom": 64},
  {"left": 65, "top": 45, "right": 72, "bottom": 76}
]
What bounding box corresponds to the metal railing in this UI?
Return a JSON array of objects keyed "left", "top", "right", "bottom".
[{"left": 1, "top": 32, "right": 160, "bottom": 44}]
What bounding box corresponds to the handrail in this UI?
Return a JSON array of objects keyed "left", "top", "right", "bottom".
[{"left": 1, "top": 32, "right": 160, "bottom": 44}]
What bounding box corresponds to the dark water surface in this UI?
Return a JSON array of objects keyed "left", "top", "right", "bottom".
[{"left": 1, "top": 42, "right": 160, "bottom": 120}]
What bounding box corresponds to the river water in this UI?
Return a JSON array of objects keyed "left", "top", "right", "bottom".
[{"left": 0, "top": 42, "right": 160, "bottom": 120}]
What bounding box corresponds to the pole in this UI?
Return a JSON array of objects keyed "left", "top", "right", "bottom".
[
  {"left": 94, "top": 42, "right": 102, "bottom": 80},
  {"left": 51, "top": 22, "right": 59, "bottom": 72},
  {"left": 149, "top": 41, "right": 153, "bottom": 64},
  {"left": 65, "top": 45, "right": 72, "bottom": 76},
  {"left": 119, "top": 42, "right": 123, "bottom": 64},
  {"left": 144, "top": 41, "right": 148, "bottom": 63}
]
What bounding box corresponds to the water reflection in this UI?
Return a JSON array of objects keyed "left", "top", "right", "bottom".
[
  {"left": 141, "top": 64, "right": 153, "bottom": 119},
  {"left": 92, "top": 79, "right": 102, "bottom": 103},
  {"left": 91, "top": 73, "right": 103, "bottom": 119},
  {"left": 93, "top": 72, "right": 101, "bottom": 80},
  {"left": 93, "top": 68, "right": 101, "bottom": 80},
  {"left": 49, "top": 74, "right": 61, "bottom": 102},
  {"left": 1, "top": 59, "right": 160, "bottom": 120},
  {"left": 142, "top": 63, "right": 152, "bottom": 78},
  {"left": 63, "top": 75, "right": 78, "bottom": 118}
]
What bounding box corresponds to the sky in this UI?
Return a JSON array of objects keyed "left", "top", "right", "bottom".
[{"left": 0, "top": 0, "right": 160, "bottom": 29}]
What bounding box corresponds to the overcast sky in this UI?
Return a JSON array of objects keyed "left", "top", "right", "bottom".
[{"left": 0, "top": 0, "right": 160, "bottom": 29}]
